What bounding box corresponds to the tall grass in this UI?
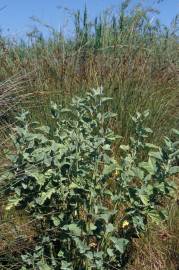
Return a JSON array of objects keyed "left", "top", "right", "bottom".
[
  {"left": 0, "top": 73, "right": 30, "bottom": 162},
  {"left": 0, "top": 1, "right": 178, "bottom": 142},
  {"left": 127, "top": 180, "right": 179, "bottom": 270}
]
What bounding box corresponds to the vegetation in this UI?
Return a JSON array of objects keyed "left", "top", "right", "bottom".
[
  {"left": 0, "top": 1, "right": 178, "bottom": 269},
  {"left": 1, "top": 88, "right": 179, "bottom": 269},
  {"left": 0, "top": 1, "right": 178, "bottom": 141}
]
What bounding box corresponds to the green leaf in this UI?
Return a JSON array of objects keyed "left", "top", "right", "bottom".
[
  {"left": 170, "top": 149, "right": 179, "bottom": 158},
  {"left": 106, "top": 223, "right": 115, "bottom": 233},
  {"left": 6, "top": 195, "right": 22, "bottom": 210},
  {"left": 148, "top": 210, "right": 163, "bottom": 224},
  {"left": 16, "top": 111, "right": 29, "bottom": 123},
  {"left": 139, "top": 158, "right": 156, "bottom": 174},
  {"left": 86, "top": 251, "right": 94, "bottom": 260},
  {"left": 98, "top": 210, "right": 117, "bottom": 223},
  {"left": 35, "top": 126, "right": 50, "bottom": 134},
  {"left": 38, "top": 188, "right": 56, "bottom": 205},
  {"left": 0, "top": 171, "right": 14, "bottom": 182},
  {"left": 60, "top": 108, "right": 72, "bottom": 113},
  {"left": 143, "top": 110, "right": 150, "bottom": 118},
  {"left": 73, "top": 237, "right": 89, "bottom": 254},
  {"left": 51, "top": 102, "right": 59, "bottom": 119},
  {"left": 104, "top": 112, "right": 118, "bottom": 119},
  {"left": 145, "top": 143, "right": 159, "bottom": 149},
  {"left": 38, "top": 261, "right": 52, "bottom": 270},
  {"left": 120, "top": 145, "right": 130, "bottom": 151},
  {"left": 52, "top": 216, "right": 61, "bottom": 226},
  {"left": 132, "top": 167, "right": 144, "bottom": 180},
  {"left": 172, "top": 128, "right": 179, "bottom": 136},
  {"left": 144, "top": 128, "right": 153, "bottom": 133},
  {"left": 103, "top": 163, "right": 116, "bottom": 176},
  {"left": 101, "top": 97, "right": 112, "bottom": 103},
  {"left": 91, "top": 86, "right": 103, "bottom": 96},
  {"left": 154, "top": 182, "right": 165, "bottom": 192},
  {"left": 138, "top": 194, "right": 149, "bottom": 206},
  {"left": 61, "top": 260, "right": 73, "bottom": 270},
  {"left": 132, "top": 215, "right": 145, "bottom": 231},
  {"left": 64, "top": 224, "right": 81, "bottom": 237},
  {"left": 69, "top": 182, "right": 79, "bottom": 189},
  {"left": 169, "top": 166, "right": 179, "bottom": 175},
  {"left": 102, "top": 144, "right": 111, "bottom": 151},
  {"left": 26, "top": 170, "right": 46, "bottom": 186},
  {"left": 89, "top": 223, "right": 97, "bottom": 231},
  {"left": 107, "top": 248, "right": 114, "bottom": 257},
  {"left": 111, "top": 237, "right": 129, "bottom": 254},
  {"left": 58, "top": 251, "right": 64, "bottom": 258},
  {"left": 149, "top": 151, "right": 162, "bottom": 160}
]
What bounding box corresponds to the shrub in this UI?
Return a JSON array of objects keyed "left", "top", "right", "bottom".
[{"left": 2, "top": 87, "right": 179, "bottom": 270}]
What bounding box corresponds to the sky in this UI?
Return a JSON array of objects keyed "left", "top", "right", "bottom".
[{"left": 0, "top": 0, "right": 178, "bottom": 39}]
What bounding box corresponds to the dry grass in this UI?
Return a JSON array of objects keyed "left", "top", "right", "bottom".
[
  {"left": 0, "top": 3, "right": 178, "bottom": 143},
  {"left": 0, "top": 204, "right": 37, "bottom": 269},
  {"left": 127, "top": 180, "right": 179, "bottom": 270}
]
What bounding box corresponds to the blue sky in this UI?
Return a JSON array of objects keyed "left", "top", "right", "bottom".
[{"left": 0, "top": 0, "right": 178, "bottom": 39}]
